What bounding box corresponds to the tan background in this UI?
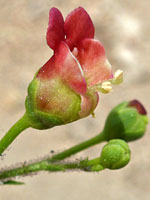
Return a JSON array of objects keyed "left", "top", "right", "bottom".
[{"left": 0, "top": 0, "right": 150, "bottom": 199}]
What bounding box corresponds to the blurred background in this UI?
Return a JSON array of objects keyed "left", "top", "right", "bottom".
[{"left": 0, "top": 0, "right": 150, "bottom": 199}]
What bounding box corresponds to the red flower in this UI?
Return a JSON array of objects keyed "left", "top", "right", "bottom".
[
  {"left": 26, "top": 7, "right": 123, "bottom": 128},
  {"left": 38, "top": 7, "right": 114, "bottom": 90}
]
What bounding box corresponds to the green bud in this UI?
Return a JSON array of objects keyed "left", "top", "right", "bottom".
[
  {"left": 100, "top": 139, "right": 130, "bottom": 170},
  {"left": 103, "top": 100, "right": 148, "bottom": 142}
]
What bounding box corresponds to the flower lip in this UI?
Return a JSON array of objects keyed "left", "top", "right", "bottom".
[
  {"left": 128, "top": 99, "right": 147, "bottom": 115},
  {"left": 46, "top": 7, "right": 95, "bottom": 51},
  {"left": 46, "top": 7, "right": 65, "bottom": 50},
  {"left": 64, "top": 7, "right": 95, "bottom": 50}
]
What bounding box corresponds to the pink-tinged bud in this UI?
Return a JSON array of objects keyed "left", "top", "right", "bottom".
[
  {"left": 25, "top": 7, "right": 121, "bottom": 129},
  {"left": 103, "top": 100, "right": 148, "bottom": 142}
]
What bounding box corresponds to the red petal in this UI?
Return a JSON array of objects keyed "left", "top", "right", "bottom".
[
  {"left": 46, "top": 7, "right": 65, "bottom": 50},
  {"left": 64, "top": 7, "right": 95, "bottom": 50},
  {"left": 77, "top": 39, "right": 112, "bottom": 87},
  {"left": 37, "top": 56, "right": 56, "bottom": 79},
  {"left": 55, "top": 42, "right": 87, "bottom": 95}
]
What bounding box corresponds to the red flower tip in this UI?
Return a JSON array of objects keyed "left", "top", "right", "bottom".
[
  {"left": 46, "top": 7, "right": 65, "bottom": 50},
  {"left": 46, "top": 7, "right": 95, "bottom": 51},
  {"left": 64, "top": 7, "right": 95, "bottom": 50},
  {"left": 128, "top": 100, "right": 147, "bottom": 115}
]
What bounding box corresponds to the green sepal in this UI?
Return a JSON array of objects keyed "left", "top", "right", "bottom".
[
  {"left": 90, "top": 164, "right": 104, "bottom": 172},
  {"left": 25, "top": 79, "right": 64, "bottom": 129},
  {"left": 25, "top": 77, "right": 82, "bottom": 130}
]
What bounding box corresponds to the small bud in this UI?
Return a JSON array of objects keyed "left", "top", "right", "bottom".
[
  {"left": 100, "top": 139, "right": 130, "bottom": 170},
  {"left": 103, "top": 100, "right": 148, "bottom": 142}
]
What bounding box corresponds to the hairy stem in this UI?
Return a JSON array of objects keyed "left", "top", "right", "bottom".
[
  {"left": 0, "top": 157, "right": 104, "bottom": 181},
  {"left": 0, "top": 121, "right": 106, "bottom": 181}
]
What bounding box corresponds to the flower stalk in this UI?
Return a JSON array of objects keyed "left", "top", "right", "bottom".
[
  {"left": 0, "top": 139, "right": 131, "bottom": 182},
  {"left": 0, "top": 113, "right": 30, "bottom": 155},
  {"left": 50, "top": 131, "right": 106, "bottom": 162},
  {"left": 0, "top": 157, "right": 104, "bottom": 181}
]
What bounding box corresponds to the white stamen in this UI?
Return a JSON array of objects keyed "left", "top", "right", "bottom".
[
  {"left": 111, "top": 70, "right": 123, "bottom": 85},
  {"left": 89, "top": 69, "right": 123, "bottom": 93},
  {"left": 101, "top": 81, "right": 112, "bottom": 93},
  {"left": 90, "top": 81, "right": 112, "bottom": 94}
]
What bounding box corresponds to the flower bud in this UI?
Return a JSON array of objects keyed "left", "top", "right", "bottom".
[
  {"left": 100, "top": 139, "right": 130, "bottom": 169},
  {"left": 103, "top": 100, "right": 148, "bottom": 142}
]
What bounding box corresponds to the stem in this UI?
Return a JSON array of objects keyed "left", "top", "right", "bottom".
[
  {"left": 0, "top": 161, "right": 65, "bottom": 180},
  {"left": 0, "top": 113, "right": 30, "bottom": 155},
  {"left": 0, "top": 157, "right": 104, "bottom": 181},
  {"left": 0, "top": 132, "right": 106, "bottom": 181},
  {"left": 50, "top": 131, "right": 106, "bottom": 162}
]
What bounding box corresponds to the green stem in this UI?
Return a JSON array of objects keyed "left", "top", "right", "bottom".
[
  {"left": 50, "top": 131, "right": 106, "bottom": 162},
  {"left": 0, "top": 161, "right": 65, "bottom": 180},
  {"left": 0, "top": 132, "right": 106, "bottom": 181},
  {"left": 0, "top": 157, "right": 104, "bottom": 181},
  {"left": 0, "top": 113, "right": 30, "bottom": 155}
]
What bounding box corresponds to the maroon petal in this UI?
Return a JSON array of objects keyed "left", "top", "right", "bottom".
[
  {"left": 64, "top": 7, "right": 95, "bottom": 50},
  {"left": 46, "top": 7, "right": 65, "bottom": 50},
  {"left": 55, "top": 41, "right": 87, "bottom": 95},
  {"left": 77, "top": 38, "right": 112, "bottom": 87},
  {"left": 128, "top": 100, "right": 147, "bottom": 115}
]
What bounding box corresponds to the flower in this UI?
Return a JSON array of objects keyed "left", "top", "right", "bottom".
[{"left": 25, "top": 7, "right": 122, "bottom": 129}]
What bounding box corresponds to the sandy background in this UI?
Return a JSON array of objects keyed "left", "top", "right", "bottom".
[{"left": 0, "top": 0, "right": 150, "bottom": 199}]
